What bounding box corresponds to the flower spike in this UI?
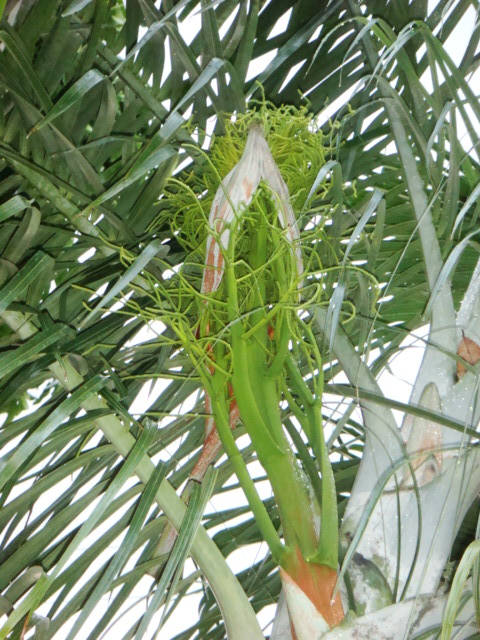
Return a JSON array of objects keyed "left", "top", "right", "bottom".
[{"left": 201, "top": 125, "right": 303, "bottom": 296}]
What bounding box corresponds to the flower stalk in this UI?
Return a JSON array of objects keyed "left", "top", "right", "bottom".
[
  {"left": 142, "top": 109, "right": 345, "bottom": 635},
  {"left": 197, "top": 122, "right": 344, "bottom": 633}
]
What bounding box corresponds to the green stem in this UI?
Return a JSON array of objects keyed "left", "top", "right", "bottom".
[
  {"left": 309, "top": 397, "right": 339, "bottom": 569},
  {"left": 283, "top": 416, "right": 324, "bottom": 508},
  {"left": 267, "top": 313, "right": 290, "bottom": 378},
  {"left": 304, "top": 325, "right": 339, "bottom": 567},
  {"left": 225, "top": 222, "right": 320, "bottom": 557},
  {"left": 245, "top": 340, "right": 288, "bottom": 451},
  {"left": 226, "top": 231, "right": 285, "bottom": 456},
  {"left": 282, "top": 380, "right": 308, "bottom": 430},
  {"left": 286, "top": 350, "right": 338, "bottom": 569},
  {"left": 286, "top": 352, "right": 315, "bottom": 407},
  {"left": 208, "top": 389, "right": 285, "bottom": 561}
]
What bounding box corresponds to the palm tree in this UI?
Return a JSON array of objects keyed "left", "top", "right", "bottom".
[{"left": 0, "top": 0, "right": 479, "bottom": 638}]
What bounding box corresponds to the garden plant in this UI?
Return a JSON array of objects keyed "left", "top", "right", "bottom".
[{"left": 0, "top": 1, "right": 480, "bottom": 639}]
